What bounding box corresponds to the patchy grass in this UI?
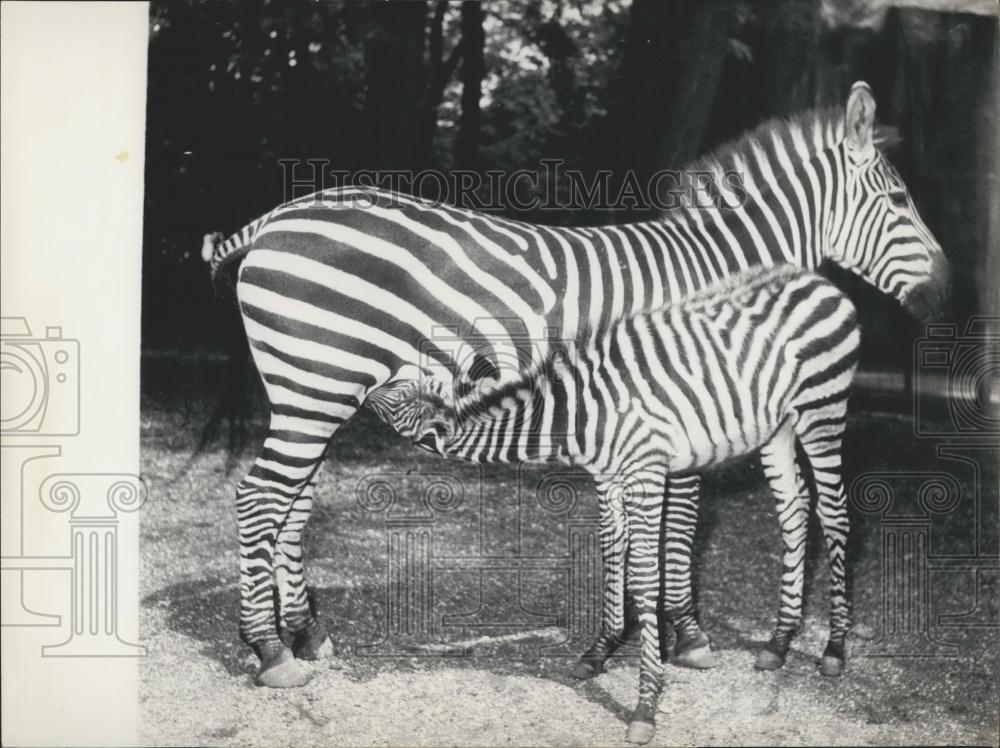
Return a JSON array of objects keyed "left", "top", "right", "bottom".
[{"left": 140, "top": 363, "right": 998, "bottom": 746}]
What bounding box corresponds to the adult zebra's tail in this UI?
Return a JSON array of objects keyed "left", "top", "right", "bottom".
[
  {"left": 197, "top": 212, "right": 273, "bottom": 466},
  {"left": 201, "top": 211, "right": 273, "bottom": 300}
]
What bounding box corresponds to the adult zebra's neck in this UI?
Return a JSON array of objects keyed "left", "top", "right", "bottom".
[{"left": 644, "top": 108, "right": 847, "bottom": 281}]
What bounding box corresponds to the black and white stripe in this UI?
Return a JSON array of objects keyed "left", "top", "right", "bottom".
[
  {"left": 206, "top": 82, "right": 946, "bottom": 691},
  {"left": 381, "top": 264, "right": 860, "bottom": 742}
]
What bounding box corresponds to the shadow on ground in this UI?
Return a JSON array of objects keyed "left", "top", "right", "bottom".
[{"left": 139, "top": 366, "right": 1000, "bottom": 746}]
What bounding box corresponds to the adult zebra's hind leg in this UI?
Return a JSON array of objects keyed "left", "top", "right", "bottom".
[
  {"left": 755, "top": 419, "right": 810, "bottom": 671},
  {"left": 237, "top": 417, "right": 346, "bottom": 688},
  {"left": 274, "top": 477, "right": 335, "bottom": 661}
]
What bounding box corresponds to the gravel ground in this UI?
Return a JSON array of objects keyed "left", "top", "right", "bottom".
[{"left": 139, "top": 387, "right": 999, "bottom": 747}]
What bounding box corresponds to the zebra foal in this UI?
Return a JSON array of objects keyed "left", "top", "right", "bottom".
[{"left": 383, "top": 264, "right": 861, "bottom": 743}]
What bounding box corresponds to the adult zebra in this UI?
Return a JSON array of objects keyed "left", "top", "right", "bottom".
[
  {"left": 206, "top": 82, "right": 947, "bottom": 688},
  {"left": 375, "top": 264, "right": 861, "bottom": 744}
]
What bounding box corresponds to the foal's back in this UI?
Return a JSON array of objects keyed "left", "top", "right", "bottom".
[{"left": 607, "top": 264, "right": 860, "bottom": 473}]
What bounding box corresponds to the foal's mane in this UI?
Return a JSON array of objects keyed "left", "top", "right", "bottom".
[{"left": 661, "top": 263, "right": 808, "bottom": 312}]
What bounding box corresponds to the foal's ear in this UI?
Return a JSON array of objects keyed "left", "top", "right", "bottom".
[{"left": 845, "top": 81, "right": 876, "bottom": 157}]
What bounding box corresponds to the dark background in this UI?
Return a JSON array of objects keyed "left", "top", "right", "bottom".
[{"left": 141, "top": 0, "right": 998, "bottom": 374}]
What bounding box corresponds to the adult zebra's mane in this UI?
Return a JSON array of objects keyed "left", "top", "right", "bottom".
[
  {"left": 662, "top": 104, "right": 899, "bottom": 219},
  {"left": 673, "top": 107, "right": 843, "bottom": 204}
]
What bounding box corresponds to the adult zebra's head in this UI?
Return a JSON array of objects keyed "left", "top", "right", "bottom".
[{"left": 826, "top": 81, "right": 949, "bottom": 320}]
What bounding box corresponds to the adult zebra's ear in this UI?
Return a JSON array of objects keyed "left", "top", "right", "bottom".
[{"left": 845, "top": 81, "right": 876, "bottom": 157}]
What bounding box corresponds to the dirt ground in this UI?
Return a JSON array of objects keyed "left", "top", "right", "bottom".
[{"left": 139, "top": 378, "right": 999, "bottom": 746}]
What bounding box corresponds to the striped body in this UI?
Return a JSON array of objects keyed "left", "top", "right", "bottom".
[
  {"left": 432, "top": 267, "right": 858, "bottom": 473},
  {"left": 387, "top": 265, "right": 860, "bottom": 736},
  {"left": 208, "top": 83, "right": 947, "bottom": 705}
]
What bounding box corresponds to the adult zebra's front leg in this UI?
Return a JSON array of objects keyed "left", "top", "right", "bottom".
[{"left": 571, "top": 479, "right": 632, "bottom": 679}]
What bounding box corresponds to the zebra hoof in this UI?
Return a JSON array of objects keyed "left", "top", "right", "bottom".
[
  {"left": 293, "top": 621, "right": 334, "bottom": 661},
  {"left": 754, "top": 648, "right": 786, "bottom": 671},
  {"left": 673, "top": 643, "right": 718, "bottom": 670},
  {"left": 820, "top": 654, "right": 845, "bottom": 677},
  {"left": 255, "top": 646, "right": 309, "bottom": 688},
  {"left": 313, "top": 637, "right": 335, "bottom": 660},
  {"left": 625, "top": 720, "right": 656, "bottom": 744},
  {"left": 850, "top": 622, "right": 877, "bottom": 640},
  {"left": 820, "top": 640, "right": 846, "bottom": 676},
  {"left": 570, "top": 657, "right": 604, "bottom": 680}
]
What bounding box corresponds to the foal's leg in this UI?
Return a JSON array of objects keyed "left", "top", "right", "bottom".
[
  {"left": 755, "top": 419, "right": 810, "bottom": 671},
  {"left": 661, "top": 473, "right": 717, "bottom": 668},
  {"left": 574, "top": 474, "right": 706, "bottom": 678},
  {"left": 622, "top": 471, "right": 668, "bottom": 745},
  {"left": 798, "top": 424, "right": 851, "bottom": 676}
]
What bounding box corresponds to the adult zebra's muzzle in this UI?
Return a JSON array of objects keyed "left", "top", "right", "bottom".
[{"left": 903, "top": 252, "right": 951, "bottom": 321}]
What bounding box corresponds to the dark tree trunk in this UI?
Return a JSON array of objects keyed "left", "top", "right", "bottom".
[
  {"left": 613, "top": 0, "right": 740, "bottom": 211},
  {"left": 615, "top": 0, "right": 685, "bottom": 181},
  {"left": 363, "top": 1, "right": 429, "bottom": 171},
  {"left": 659, "top": 2, "right": 740, "bottom": 169},
  {"left": 456, "top": 0, "right": 485, "bottom": 170},
  {"left": 757, "top": 3, "right": 821, "bottom": 118},
  {"left": 420, "top": 0, "right": 463, "bottom": 166},
  {"left": 537, "top": 18, "right": 583, "bottom": 159},
  {"left": 984, "top": 16, "right": 1000, "bottom": 316}
]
